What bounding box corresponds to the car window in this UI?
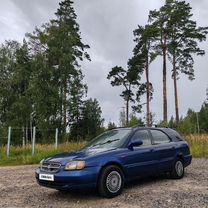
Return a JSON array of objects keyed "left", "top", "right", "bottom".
[
  {"left": 84, "top": 129, "right": 132, "bottom": 149},
  {"left": 132, "top": 130, "right": 152, "bottom": 146},
  {"left": 150, "top": 130, "right": 170, "bottom": 144}
]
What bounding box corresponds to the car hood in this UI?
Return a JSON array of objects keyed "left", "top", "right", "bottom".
[{"left": 44, "top": 147, "right": 116, "bottom": 165}]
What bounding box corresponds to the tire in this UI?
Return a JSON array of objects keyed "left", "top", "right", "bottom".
[
  {"left": 171, "top": 159, "right": 184, "bottom": 179},
  {"left": 98, "top": 165, "right": 124, "bottom": 198}
]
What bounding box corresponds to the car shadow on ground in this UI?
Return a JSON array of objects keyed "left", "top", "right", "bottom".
[
  {"left": 125, "top": 173, "right": 170, "bottom": 189},
  {"left": 49, "top": 189, "right": 100, "bottom": 200},
  {"left": 46, "top": 172, "right": 188, "bottom": 200}
]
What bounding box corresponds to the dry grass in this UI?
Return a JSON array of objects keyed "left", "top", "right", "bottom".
[
  {"left": 184, "top": 134, "right": 208, "bottom": 158},
  {"left": 0, "top": 135, "right": 207, "bottom": 166},
  {"left": 0, "top": 142, "right": 86, "bottom": 166}
]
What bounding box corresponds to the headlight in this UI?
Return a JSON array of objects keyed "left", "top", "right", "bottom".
[
  {"left": 40, "top": 159, "right": 45, "bottom": 165},
  {"left": 39, "top": 159, "right": 45, "bottom": 168},
  {"left": 65, "top": 161, "right": 85, "bottom": 170}
]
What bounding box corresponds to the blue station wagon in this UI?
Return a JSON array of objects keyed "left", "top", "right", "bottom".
[{"left": 35, "top": 127, "right": 192, "bottom": 198}]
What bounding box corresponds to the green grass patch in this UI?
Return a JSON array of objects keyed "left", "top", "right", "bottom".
[{"left": 0, "top": 142, "right": 86, "bottom": 166}]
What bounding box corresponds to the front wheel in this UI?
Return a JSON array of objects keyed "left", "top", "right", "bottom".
[
  {"left": 98, "top": 165, "right": 124, "bottom": 198},
  {"left": 171, "top": 159, "right": 184, "bottom": 179}
]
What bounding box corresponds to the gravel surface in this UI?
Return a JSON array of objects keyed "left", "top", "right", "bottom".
[{"left": 0, "top": 158, "right": 207, "bottom": 208}]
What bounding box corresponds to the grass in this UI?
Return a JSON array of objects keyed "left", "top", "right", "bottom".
[
  {"left": 184, "top": 134, "right": 208, "bottom": 159},
  {"left": 0, "top": 134, "right": 207, "bottom": 166},
  {"left": 0, "top": 142, "right": 86, "bottom": 166}
]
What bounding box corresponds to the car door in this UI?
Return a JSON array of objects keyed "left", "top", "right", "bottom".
[
  {"left": 122, "top": 129, "right": 158, "bottom": 179},
  {"left": 150, "top": 129, "right": 176, "bottom": 172}
]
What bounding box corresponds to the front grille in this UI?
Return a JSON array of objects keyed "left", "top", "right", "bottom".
[{"left": 41, "top": 161, "right": 61, "bottom": 173}]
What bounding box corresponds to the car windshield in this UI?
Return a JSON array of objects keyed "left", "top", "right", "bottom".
[{"left": 83, "top": 129, "right": 132, "bottom": 150}]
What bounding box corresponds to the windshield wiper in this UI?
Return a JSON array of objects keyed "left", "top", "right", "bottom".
[{"left": 92, "top": 139, "right": 120, "bottom": 147}]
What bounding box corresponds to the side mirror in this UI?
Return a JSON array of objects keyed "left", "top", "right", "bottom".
[{"left": 128, "top": 140, "right": 143, "bottom": 150}]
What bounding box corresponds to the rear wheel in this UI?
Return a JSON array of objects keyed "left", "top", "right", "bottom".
[
  {"left": 171, "top": 159, "right": 184, "bottom": 179},
  {"left": 98, "top": 165, "right": 124, "bottom": 198}
]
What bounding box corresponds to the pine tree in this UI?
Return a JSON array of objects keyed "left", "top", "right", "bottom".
[
  {"left": 26, "top": 0, "right": 90, "bottom": 136},
  {"left": 131, "top": 24, "right": 158, "bottom": 126},
  {"left": 166, "top": 0, "right": 208, "bottom": 123},
  {"left": 149, "top": 3, "right": 171, "bottom": 122},
  {"left": 149, "top": 0, "right": 208, "bottom": 124},
  {"left": 107, "top": 64, "right": 142, "bottom": 126},
  {"left": 70, "top": 98, "right": 104, "bottom": 139},
  {"left": 107, "top": 122, "right": 117, "bottom": 130}
]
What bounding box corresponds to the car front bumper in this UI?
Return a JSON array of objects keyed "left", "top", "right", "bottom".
[{"left": 35, "top": 166, "right": 100, "bottom": 190}]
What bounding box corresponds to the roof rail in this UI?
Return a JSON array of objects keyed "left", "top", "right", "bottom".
[
  {"left": 132, "top": 124, "right": 146, "bottom": 128},
  {"left": 108, "top": 126, "right": 129, "bottom": 130}
]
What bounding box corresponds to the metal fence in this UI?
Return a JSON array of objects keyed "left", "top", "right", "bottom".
[{"left": 0, "top": 126, "right": 60, "bottom": 157}]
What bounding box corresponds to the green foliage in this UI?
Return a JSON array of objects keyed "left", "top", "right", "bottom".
[
  {"left": 149, "top": 0, "right": 208, "bottom": 123},
  {"left": 198, "top": 103, "right": 208, "bottom": 133},
  {"left": 26, "top": 0, "right": 90, "bottom": 135},
  {"left": 176, "top": 109, "right": 199, "bottom": 134},
  {"left": 107, "top": 122, "right": 117, "bottom": 130},
  {"left": 165, "top": 0, "right": 208, "bottom": 80},
  {"left": 127, "top": 113, "right": 144, "bottom": 127},
  {"left": 70, "top": 98, "right": 104, "bottom": 140},
  {"left": 158, "top": 102, "right": 208, "bottom": 135},
  {"left": 107, "top": 61, "right": 144, "bottom": 125},
  {"left": 0, "top": 0, "right": 104, "bottom": 144},
  {"left": 131, "top": 24, "right": 159, "bottom": 126}
]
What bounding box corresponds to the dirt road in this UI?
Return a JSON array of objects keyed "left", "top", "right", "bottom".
[{"left": 0, "top": 159, "right": 207, "bottom": 208}]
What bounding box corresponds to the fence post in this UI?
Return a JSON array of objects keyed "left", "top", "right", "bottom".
[
  {"left": 32, "top": 126, "right": 36, "bottom": 156},
  {"left": 22, "top": 126, "right": 25, "bottom": 148},
  {"left": 55, "top": 128, "right": 58, "bottom": 150},
  {"left": 7, "top": 126, "right": 11, "bottom": 157}
]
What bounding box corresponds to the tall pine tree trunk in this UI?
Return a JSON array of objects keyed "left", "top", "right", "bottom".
[
  {"left": 145, "top": 56, "right": 150, "bottom": 127},
  {"left": 126, "top": 99, "right": 129, "bottom": 126},
  {"left": 173, "top": 49, "right": 179, "bottom": 123},
  {"left": 163, "top": 35, "right": 168, "bottom": 122}
]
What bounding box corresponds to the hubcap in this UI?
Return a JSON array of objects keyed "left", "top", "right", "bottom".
[
  {"left": 175, "top": 161, "right": 183, "bottom": 176},
  {"left": 106, "top": 171, "right": 122, "bottom": 193}
]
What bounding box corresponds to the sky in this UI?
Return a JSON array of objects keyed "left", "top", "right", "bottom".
[{"left": 0, "top": 0, "right": 207, "bottom": 126}]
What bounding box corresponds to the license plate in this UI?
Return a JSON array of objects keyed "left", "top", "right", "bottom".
[{"left": 39, "top": 174, "right": 54, "bottom": 181}]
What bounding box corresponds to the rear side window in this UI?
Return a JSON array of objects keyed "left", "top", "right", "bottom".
[
  {"left": 167, "top": 129, "right": 184, "bottom": 141},
  {"left": 132, "top": 130, "right": 152, "bottom": 146},
  {"left": 150, "top": 130, "right": 170, "bottom": 144}
]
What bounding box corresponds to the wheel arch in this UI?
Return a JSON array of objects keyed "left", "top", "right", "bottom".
[
  {"left": 96, "top": 161, "right": 125, "bottom": 186},
  {"left": 176, "top": 152, "right": 185, "bottom": 163}
]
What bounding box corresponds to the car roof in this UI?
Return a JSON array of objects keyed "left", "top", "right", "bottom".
[
  {"left": 112, "top": 126, "right": 183, "bottom": 142},
  {"left": 111, "top": 126, "right": 170, "bottom": 131}
]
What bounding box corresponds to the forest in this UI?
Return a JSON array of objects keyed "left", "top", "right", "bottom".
[{"left": 0, "top": 0, "right": 208, "bottom": 146}]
